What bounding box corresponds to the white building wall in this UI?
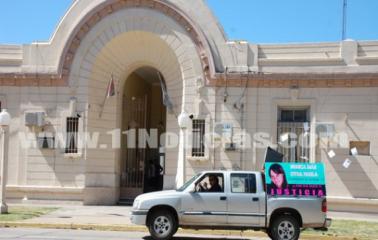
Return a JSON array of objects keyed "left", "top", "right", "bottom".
[
  {"left": 2, "top": 83, "right": 377, "bottom": 203},
  {"left": 206, "top": 86, "right": 378, "bottom": 199},
  {"left": 0, "top": 86, "right": 85, "bottom": 200},
  {"left": 0, "top": 0, "right": 377, "bottom": 211}
]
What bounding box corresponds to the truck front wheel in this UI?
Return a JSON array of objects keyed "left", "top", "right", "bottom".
[
  {"left": 148, "top": 210, "right": 178, "bottom": 240},
  {"left": 270, "top": 215, "right": 300, "bottom": 240}
]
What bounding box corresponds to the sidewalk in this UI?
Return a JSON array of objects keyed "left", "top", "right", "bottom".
[
  {"left": 328, "top": 211, "right": 378, "bottom": 223},
  {"left": 3, "top": 202, "right": 378, "bottom": 229},
  {"left": 22, "top": 205, "right": 134, "bottom": 226},
  {"left": 2, "top": 203, "right": 145, "bottom": 234}
]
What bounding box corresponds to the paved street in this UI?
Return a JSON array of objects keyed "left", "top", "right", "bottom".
[
  {"left": 0, "top": 228, "right": 267, "bottom": 240},
  {"left": 2, "top": 203, "right": 377, "bottom": 240},
  {"left": 16, "top": 203, "right": 378, "bottom": 225}
]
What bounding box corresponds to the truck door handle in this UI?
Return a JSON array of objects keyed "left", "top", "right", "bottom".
[
  {"left": 252, "top": 197, "right": 259, "bottom": 202},
  {"left": 220, "top": 196, "right": 227, "bottom": 201}
]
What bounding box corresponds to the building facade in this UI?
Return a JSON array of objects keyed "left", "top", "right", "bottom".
[{"left": 0, "top": 0, "right": 377, "bottom": 212}]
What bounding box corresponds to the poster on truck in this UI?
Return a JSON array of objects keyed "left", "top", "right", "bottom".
[{"left": 265, "top": 163, "right": 326, "bottom": 197}]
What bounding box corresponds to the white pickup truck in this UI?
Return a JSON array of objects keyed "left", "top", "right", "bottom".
[{"left": 131, "top": 171, "right": 331, "bottom": 240}]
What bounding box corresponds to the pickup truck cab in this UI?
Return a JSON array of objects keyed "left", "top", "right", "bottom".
[{"left": 131, "top": 171, "right": 331, "bottom": 240}]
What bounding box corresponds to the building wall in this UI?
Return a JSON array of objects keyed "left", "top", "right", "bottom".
[
  {"left": 0, "top": 0, "right": 377, "bottom": 211},
  {"left": 0, "top": 86, "right": 85, "bottom": 201},
  {"left": 2, "top": 83, "right": 377, "bottom": 204},
  {"left": 190, "top": 86, "right": 378, "bottom": 200}
]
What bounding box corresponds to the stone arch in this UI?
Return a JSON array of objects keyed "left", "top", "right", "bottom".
[
  {"left": 70, "top": 7, "right": 205, "bottom": 204},
  {"left": 60, "top": 0, "right": 216, "bottom": 85},
  {"left": 71, "top": 8, "right": 202, "bottom": 112}
]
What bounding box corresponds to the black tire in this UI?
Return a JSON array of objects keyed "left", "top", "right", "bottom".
[
  {"left": 267, "top": 229, "right": 274, "bottom": 239},
  {"left": 270, "top": 215, "right": 300, "bottom": 240},
  {"left": 148, "top": 210, "right": 178, "bottom": 240},
  {"left": 172, "top": 226, "right": 179, "bottom": 236}
]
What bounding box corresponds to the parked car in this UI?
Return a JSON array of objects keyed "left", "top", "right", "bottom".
[{"left": 130, "top": 171, "right": 331, "bottom": 240}]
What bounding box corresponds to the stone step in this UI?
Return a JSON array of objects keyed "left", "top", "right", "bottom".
[{"left": 118, "top": 198, "right": 134, "bottom": 206}]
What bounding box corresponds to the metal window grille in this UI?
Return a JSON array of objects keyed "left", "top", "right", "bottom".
[
  {"left": 277, "top": 108, "right": 310, "bottom": 162},
  {"left": 192, "top": 119, "right": 205, "bottom": 157},
  {"left": 65, "top": 117, "right": 79, "bottom": 154},
  {"left": 277, "top": 122, "right": 310, "bottom": 162}
]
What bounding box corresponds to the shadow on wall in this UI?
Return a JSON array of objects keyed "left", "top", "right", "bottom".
[
  {"left": 26, "top": 122, "right": 84, "bottom": 189},
  {"left": 326, "top": 148, "right": 378, "bottom": 199},
  {"left": 372, "top": 156, "right": 378, "bottom": 167},
  {"left": 321, "top": 107, "right": 378, "bottom": 199}
]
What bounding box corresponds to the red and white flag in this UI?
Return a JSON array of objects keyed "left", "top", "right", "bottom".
[
  {"left": 106, "top": 74, "right": 116, "bottom": 98},
  {"left": 99, "top": 74, "right": 116, "bottom": 118}
]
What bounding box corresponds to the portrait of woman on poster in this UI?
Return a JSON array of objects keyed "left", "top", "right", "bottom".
[
  {"left": 266, "top": 163, "right": 327, "bottom": 197},
  {"left": 268, "top": 163, "right": 288, "bottom": 190}
]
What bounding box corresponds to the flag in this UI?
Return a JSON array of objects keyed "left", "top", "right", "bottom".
[
  {"left": 157, "top": 72, "right": 174, "bottom": 113},
  {"left": 265, "top": 147, "right": 284, "bottom": 163},
  {"left": 106, "top": 74, "right": 116, "bottom": 98},
  {"left": 99, "top": 73, "right": 116, "bottom": 118}
]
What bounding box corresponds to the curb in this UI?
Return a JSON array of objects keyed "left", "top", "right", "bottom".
[
  {"left": 0, "top": 222, "right": 354, "bottom": 240},
  {"left": 0, "top": 222, "right": 147, "bottom": 232}
]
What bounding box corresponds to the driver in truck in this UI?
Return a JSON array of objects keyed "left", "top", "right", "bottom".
[{"left": 200, "top": 174, "right": 222, "bottom": 192}]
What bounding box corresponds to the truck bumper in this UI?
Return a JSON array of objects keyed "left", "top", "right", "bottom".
[
  {"left": 315, "top": 218, "right": 332, "bottom": 231},
  {"left": 313, "top": 218, "right": 332, "bottom": 231},
  {"left": 325, "top": 218, "right": 332, "bottom": 228},
  {"left": 130, "top": 210, "right": 148, "bottom": 225}
]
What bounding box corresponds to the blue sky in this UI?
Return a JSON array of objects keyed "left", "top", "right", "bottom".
[
  {"left": 207, "top": 0, "right": 378, "bottom": 43},
  {"left": 0, "top": 0, "right": 377, "bottom": 44}
]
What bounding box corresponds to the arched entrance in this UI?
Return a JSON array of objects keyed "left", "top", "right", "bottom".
[
  {"left": 69, "top": 6, "right": 210, "bottom": 205},
  {"left": 120, "top": 67, "right": 167, "bottom": 200}
]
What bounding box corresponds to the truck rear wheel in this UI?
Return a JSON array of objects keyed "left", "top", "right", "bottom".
[
  {"left": 148, "top": 210, "right": 178, "bottom": 240},
  {"left": 267, "top": 229, "right": 274, "bottom": 239},
  {"left": 270, "top": 215, "right": 300, "bottom": 240}
]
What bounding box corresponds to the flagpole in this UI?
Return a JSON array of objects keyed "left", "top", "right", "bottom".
[
  {"left": 99, "top": 73, "right": 114, "bottom": 118},
  {"left": 99, "top": 93, "right": 107, "bottom": 118},
  {"left": 342, "top": 0, "right": 348, "bottom": 40}
]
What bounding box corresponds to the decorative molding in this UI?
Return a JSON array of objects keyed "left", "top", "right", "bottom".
[
  {"left": 0, "top": 45, "right": 23, "bottom": 66},
  {"left": 0, "top": 0, "right": 378, "bottom": 88},
  {"left": 0, "top": 73, "right": 67, "bottom": 86},
  {"left": 0, "top": 58, "right": 23, "bottom": 66},
  {"left": 209, "top": 73, "right": 378, "bottom": 88},
  {"left": 2, "top": 72, "right": 378, "bottom": 89},
  {"left": 356, "top": 57, "right": 378, "bottom": 65},
  {"left": 0, "top": 0, "right": 214, "bottom": 87},
  {"left": 258, "top": 58, "right": 345, "bottom": 66}
]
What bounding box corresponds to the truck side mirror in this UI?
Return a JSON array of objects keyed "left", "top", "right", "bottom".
[{"left": 189, "top": 184, "right": 195, "bottom": 193}]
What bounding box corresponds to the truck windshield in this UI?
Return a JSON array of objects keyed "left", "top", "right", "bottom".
[{"left": 176, "top": 173, "right": 201, "bottom": 192}]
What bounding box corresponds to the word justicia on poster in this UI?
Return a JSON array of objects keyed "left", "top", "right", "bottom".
[{"left": 265, "top": 163, "right": 326, "bottom": 197}]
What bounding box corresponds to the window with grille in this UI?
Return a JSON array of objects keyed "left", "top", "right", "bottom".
[
  {"left": 277, "top": 108, "right": 310, "bottom": 162},
  {"left": 65, "top": 117, "right": 79, "bottom": 154},
  {"left": 192, "top": 119, "right": 205, "bottom": 157}
]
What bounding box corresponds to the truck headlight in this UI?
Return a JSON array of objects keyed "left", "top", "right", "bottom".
[{"left": 133, "top": 199, "right": 140, "bottom": 209}]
